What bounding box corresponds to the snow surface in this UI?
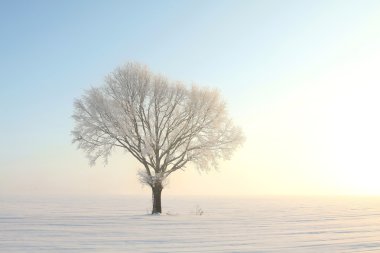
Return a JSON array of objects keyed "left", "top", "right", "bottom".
[{"left": 1, "top": 195, "right": 380, "bottom": 252}]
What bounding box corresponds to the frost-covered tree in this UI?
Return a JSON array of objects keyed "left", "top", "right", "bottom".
[{"left": 72, "top": 63, "right": 244, "bottom": 214}]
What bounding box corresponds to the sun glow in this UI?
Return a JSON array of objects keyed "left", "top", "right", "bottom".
[
  {"left": 324, "top": 55, "right": 380, "bottom": 195},
  {"left": 327, "top": 87, "right": 380, "bottom": 195},
  {"left": 230, "top": 49, "right": 380, "bottom": 197}
]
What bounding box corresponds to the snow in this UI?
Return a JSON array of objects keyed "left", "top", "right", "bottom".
[{"left": 1, "top": 195, "right": 380, "bottom": 252}]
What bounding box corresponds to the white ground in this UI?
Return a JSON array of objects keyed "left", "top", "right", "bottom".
[{"left": 1, "top": 195, "right": 380, "bottom": 252}]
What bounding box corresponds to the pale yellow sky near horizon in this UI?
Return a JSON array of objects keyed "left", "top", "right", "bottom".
[{"left": 3, "top": 49, "right": 380, "bottom": 197}]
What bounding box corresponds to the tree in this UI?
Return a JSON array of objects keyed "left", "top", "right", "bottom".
[{"left": 72, "top": 63, "right": 244, "bottom": 214}]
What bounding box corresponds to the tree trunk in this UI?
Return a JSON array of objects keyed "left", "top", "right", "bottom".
[{"left": 151, "top": 183, "right": 163, "bottom": 214}]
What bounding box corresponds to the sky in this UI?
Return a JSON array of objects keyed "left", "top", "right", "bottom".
[{"left": 1, "top": 0, "right": 380, "bottom": 197}]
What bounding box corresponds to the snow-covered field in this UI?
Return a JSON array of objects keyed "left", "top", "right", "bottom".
[{"left": 1, "top": 195, "right": 380, "bottom": 252}]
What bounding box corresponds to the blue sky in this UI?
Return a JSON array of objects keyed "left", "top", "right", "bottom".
[{"left": 1, "top": 1, "right": 380, "bottom": 195}]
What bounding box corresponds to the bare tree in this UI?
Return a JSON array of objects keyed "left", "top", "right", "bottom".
[{"left": 72, "top": 63, "right": 244, "bottom": 214}]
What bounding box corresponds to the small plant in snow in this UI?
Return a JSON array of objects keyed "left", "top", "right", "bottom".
[{"left": 195, "top": 205, "right": 204, "bottom": 216}]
